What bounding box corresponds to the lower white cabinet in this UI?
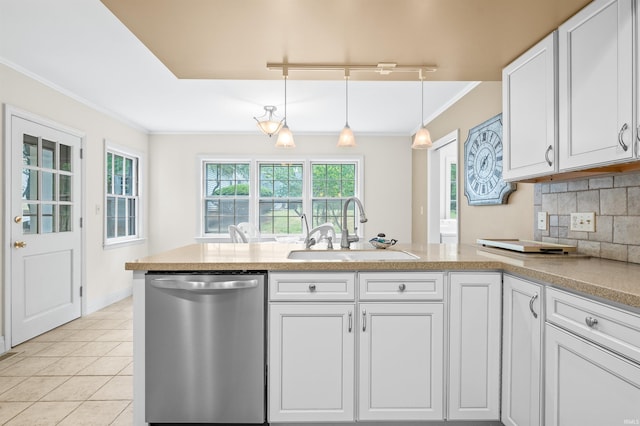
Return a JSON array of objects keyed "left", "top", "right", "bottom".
[
  {"left": 501, "top": 275, "right": 543, "bottom": 426},
  {"left": 448, "top": 272, "right": 501, "bottom": 420},
  {"left": 269, "top": 303, "right": 355, "bottom": 423},
  {"left": 545, "top": 323, "right": 640, "bottom": 426},
  {"left": 358, "top": 303, "right": 444, "bottom": 421}
]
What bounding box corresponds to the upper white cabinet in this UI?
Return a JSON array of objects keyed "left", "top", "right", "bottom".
[
  {"left": 503, "top": 32, "right": 557, "bottom": 181},
  {"left": 501, "top": 275, "right": 543, "bottom": 426},
  {"left": 558, "top": 0, "right": 634, "bottom": 171},
  {"left": 448, "top": 272, "right": 501, "bottom": 421}
]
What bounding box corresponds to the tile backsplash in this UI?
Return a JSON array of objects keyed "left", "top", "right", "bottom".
[{"left": 533, "top": 172, "right": 640, "bottom": 264}]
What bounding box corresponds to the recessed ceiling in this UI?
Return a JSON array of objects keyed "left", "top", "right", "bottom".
[{"left": 0, "top": 0, "right": 590, "bottom": 134}]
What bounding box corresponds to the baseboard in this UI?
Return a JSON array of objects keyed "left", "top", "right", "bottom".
[
  {"left": 86, "top": 286, "right": 133, "bottom": 315},
  {"left": 0, "top": 336, "right": 6, "bottom": 354}
]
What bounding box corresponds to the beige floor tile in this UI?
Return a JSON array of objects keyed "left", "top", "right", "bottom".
[
  {"left": 31, "top": 329, "right": 77, "bottom": 343},
  {"left": 105, "top": 342, "right": 133, "bottom": 357},
  {"left": 86, "top": 311, "right": 125, "bottom": 321},
  {"left": 35, "top": 341, "right": 88, "bottom": 357},
  {"left": 94, "top": 329, "right": 133, "bottom": 342},
  {"left": 63, "top": 329, "right": 109, "bottom": 342},
  {"left": 88, "top": 376, "right": 133, "bottom": 401},
  {"left": 0, "top": 353, "right": 23, "bottom": 371},
  {"left": 11, "top": 342, "right": 54, "bottom": 357},
  {"left": 77, "top": 357, "right": 132, "bottom": 376},
  {"left": 37, "top": 356, "right": 99, "bottom": 376},
  {"left": 41, "top": 376, "right": 110, "bottom": 402},
  {"left": 4, "top": 401, "right": 80, "bottom": 426},
  {"left": 70, "top": 341, "right": 120, "bottom": 357},
  {"left": 86, "top": 320, "right": 129, "bottom": 330},
  {"left": 0, "top": 401, "right": 32, "bottom": 424},
  {"left": 59, "top": 318, "right": 100, "bottom": 330},
  {"left": 0, "top": 377, "right": 28, "bottom": 395},
  {"left": 0, "top": 357, "right": 60, "bottom": 376},
  {"left": 58, "top": 400, "right": 129, "bottom": 425},
  {"left": 117, "top": 362, "right": 133, "bottom": 376},
  {"left": 0, "top": 376, "right": 69, "bottom": 402},
  {"left": 109, "top": 401, "right": 133, "bottom": 426}
]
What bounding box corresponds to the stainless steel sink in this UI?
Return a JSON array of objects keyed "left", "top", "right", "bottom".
[{"left": 287, "top": 249, "right": 419, "bottom": 261}]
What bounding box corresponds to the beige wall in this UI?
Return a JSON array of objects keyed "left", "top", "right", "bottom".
[
  {"left": 0, "top": 63, "right": 149, "bottom": 345},
  {"left": 148, "top": 133, "right": 413, "bottom": 254},
  {"left": 412, "top": 82, "right": 534, "bottom": 245}
]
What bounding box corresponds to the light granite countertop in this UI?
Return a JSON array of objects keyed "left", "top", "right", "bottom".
[{"left": 125, "top": 242, "right": 640, "bottom": 309}]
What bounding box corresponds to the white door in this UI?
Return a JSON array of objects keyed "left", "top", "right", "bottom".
[
  {"left": 358, "top": 303, "right": 444, "bottom": 421},
  {"left": 268, "top": 303, "right": 355, "bottom": 423},
  {"left": 502, "top": 275, "right": 543, "bottom": 426},
  {"left": 8, "top": 111, "right": 83, "bottom": 346},
  {"left": 427, "top": 130, "right": 459, "bottom": 244}
]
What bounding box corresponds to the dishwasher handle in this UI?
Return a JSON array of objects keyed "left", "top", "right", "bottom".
[{"left": 150, "top": 277, "right": 259, "bottom": 293}]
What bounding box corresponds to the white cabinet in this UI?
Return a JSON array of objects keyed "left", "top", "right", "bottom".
[
  {"left": 501, "top": 275, "right": 543, "bottom": 426},
  {"left": 545, "top": 324, "right": 640, "bottom": 426},
  {"left": 558, "top": 0, "right": 634, "bottom": 171},
  {"left": 358, "top": 303, "right": 444, "bottom": 421},
  {"left": 503, "top": 31, "right": 557, "bottom": 181},
  {"left": 268, "top": 272, "right": 356, "bottom": 422},
  {"left": 448, "top": 272, "right": 501, "bottom": 420},
  {"left": 269, "top": 303, "right": 355, "bottom": 422},
  {"left": 544, "top": 287, "right": 640, "bottom": 426}
]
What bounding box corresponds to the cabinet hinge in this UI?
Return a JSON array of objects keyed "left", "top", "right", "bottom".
[
  {"left": 80, "top": 286, "right": 83, "bottom": 297},
  {"left": 80, "top": 148, "right": 83, "bottom": 159},
  {"left": 80, "top": 217, "right": 83, "bottom": 228}
]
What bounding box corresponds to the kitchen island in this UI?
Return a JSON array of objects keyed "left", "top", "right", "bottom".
[{"left": 126, "top": 242, "right": 640, "bottom": 426}]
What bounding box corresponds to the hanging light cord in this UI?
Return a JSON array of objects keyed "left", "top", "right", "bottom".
[
  {"left": 283, "top": 74, "right": 288, "bottom": 125},
  {"left": 345, "top": 74, "right": 349, "bottom": 125},
  {"left": 420, "top": 76, "right": 424, "bottom": 127}
]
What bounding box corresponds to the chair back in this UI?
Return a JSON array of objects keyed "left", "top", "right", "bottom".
[{"left": 228, "top": 225, "right": 248, "bottom": 243}]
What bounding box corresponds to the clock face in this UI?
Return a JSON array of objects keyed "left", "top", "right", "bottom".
[{"left": 464, "top": 114, "right": 516, "bottom": 206}]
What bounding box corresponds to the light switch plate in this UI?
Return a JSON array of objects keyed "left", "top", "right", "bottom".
[
  {"left": 537, "top": 211, "right": 548, "bottom": 230},
  {"left": 570, "top": 212, "right": 596, "bottom": 232}
]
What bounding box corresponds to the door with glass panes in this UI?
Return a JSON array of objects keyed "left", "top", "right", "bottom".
[{"left": 9, "top": 112, "right": 83, "bottom": 346}]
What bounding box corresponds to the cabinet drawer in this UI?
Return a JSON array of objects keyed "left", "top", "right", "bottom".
[
  {"left": 358, "top": 272, "right": 444, "bottom": 301},
  {"left": 546, "top": 287, "right": 640, "bottom": 363},
  {"left": 269, "top": 272, "right": 355, "bottom": 301}
]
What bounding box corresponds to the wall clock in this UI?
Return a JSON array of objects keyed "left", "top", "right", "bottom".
[{"left": 463, "top": 113, "right": 516, "bottom": 206}]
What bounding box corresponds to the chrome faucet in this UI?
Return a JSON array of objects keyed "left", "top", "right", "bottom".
[
  {"left": 341, "top": 197, "right": 368, "bottom": 249},
  {"left": 300, "top": 214, "right": 316, "bottom": 249}
]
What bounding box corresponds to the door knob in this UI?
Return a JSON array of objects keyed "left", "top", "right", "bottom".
[
  {"left": 14, "top": 241, "right": 27, "bottom": 248},
  {"left": 14, "top": 216, "right": 22, "bottom": 223}
]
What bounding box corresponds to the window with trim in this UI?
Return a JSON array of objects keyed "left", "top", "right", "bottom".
[
  {"left": 105, "top": 145, "right": 141, "bottom": 244},
  {"left": 201, "top": 159, "right": 361, "bottom": 237}
]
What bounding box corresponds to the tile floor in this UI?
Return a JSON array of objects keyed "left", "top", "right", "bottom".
[{"left": 0, "top": 297, "right": 133, "bottom": 425}]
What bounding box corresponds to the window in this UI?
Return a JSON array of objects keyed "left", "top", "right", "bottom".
[
  {"left": 201, "top": 158, "right": 361, "bottom": 237},
  {"left": 203, "top": 162, "right": 250, "bottom": 233},
  {"left": 446, "top": 159, "right": 458, "bottom": 219},
  {"left": 105, "top": 144, "right": 141, "bottom": 244}
]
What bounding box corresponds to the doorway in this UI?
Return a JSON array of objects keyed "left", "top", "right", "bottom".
[
  {"left": 427, "top": 130, "right": 459, "bottom": 244},
  {"left": 4, "top": 106, "right": 84, "bottom": 349}
]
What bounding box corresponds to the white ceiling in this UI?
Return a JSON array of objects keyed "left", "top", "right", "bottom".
[{"left": 0, "top": 0, "right": 478, "bottom": 135}]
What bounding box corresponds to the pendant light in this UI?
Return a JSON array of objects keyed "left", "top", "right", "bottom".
[
  {"left": 254, "top": 105, "right": 284, "bottom": 137},
  {"left": 275, "top": 69, "right": 296, "bottom": 148},
  {"left": 411, "top": 70, "right": 433, "bottom": 149},
  {"left": 337, "top": 69, "right": 356, "bottom": 147}
]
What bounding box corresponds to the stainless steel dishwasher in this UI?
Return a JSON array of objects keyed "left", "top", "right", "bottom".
[{"left": 145, "top": 272, "right": 266, "bottom": 424}]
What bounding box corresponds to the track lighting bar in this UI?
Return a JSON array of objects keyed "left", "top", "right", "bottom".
[{"left": 266, "top": 62, "right": 437, "bottom": 75}]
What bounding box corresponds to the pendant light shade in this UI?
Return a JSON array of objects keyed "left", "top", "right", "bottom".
[
  {"left": 337, "top": 71, "right": 356, "bottom": 147},
  {"left": 275, "top": 72, "right": 295, "bottom": 148},
  {"left": 254, "top": 105, "right": 284, "bottom": 137},
  {"left": 412, "top": 73, "right": 433, "bottom": 149}
]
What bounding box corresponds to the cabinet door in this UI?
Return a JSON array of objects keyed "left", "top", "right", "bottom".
[
  {"left": 502, "top": 275, "right": 543, "bottom": 426},
  {"left": 268, "top": 304, "right": 355, "bottom": 422},
  {"left": 558, "top": 0, "right": 634, "bottom": 171},
  {"left": 545, "top": 324, "right": 640, "bottom": 426},
  {"left": 448, "top": 272, "right": 501, "bottom": 420},
  {"left": 358, "top": 303, "right": 444, "bottom": 421},
  {"left": 503, "top": 31, "right": 557, "bottom": 181}
]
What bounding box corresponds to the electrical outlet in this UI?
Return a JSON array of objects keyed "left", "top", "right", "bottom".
[
  {"left": 537, "top": 211, "right": 548, "bottom": 230},
  {"left": 570, "top": 212, "right": 596, "bottom": 232}
]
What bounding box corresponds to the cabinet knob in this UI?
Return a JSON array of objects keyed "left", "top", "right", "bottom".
[
  {"left": 529, "top": 293, "right": 539, "bottom": 318},
  {"left": 545, "top": 145, "right": 553, "bottom": 167},
  {"left": 585, "top": 316, "right": 598, "bottom": 328},
  {"left": 618, "top": 123, "right": 629, "bottom": 152},
  {"left": 13, "top": 241, "right": 27, "bottom": 249},
  {"left": 398, "top": 283, "right": 406, "bottom": 292},
  {"left": 308, "top": 283, "right": 316, "bottom": 292}
]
